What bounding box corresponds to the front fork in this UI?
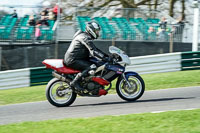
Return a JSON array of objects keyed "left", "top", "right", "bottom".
[{"left": 122, "top": 73, "right": 132, "bottom": 88}]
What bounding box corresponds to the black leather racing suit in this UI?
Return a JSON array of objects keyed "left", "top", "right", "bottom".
[{"left": 64, "top": 30, "right": 108, "bottom": 71}]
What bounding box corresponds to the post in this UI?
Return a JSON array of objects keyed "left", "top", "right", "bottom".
[
  {"left": 112, "top": 37, "right": 115, "bottom": 46},
  {"left": 192, "top": 0, "right": 199, "bottom": 51},
  {"left": 0, "top": 47, "right": 1, "bottom": 71},
  {"left": 55, "top": 0, "right": 61, "bottom": 59},
  {"left": 169, "top": 32, "right": 173, "bottom": 53}
]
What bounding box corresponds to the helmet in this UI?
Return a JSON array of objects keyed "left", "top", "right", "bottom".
[{"left": 85, "top": 21, "right": 101, "bottom": 39}]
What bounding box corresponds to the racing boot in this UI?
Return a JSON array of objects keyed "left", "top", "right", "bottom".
[
  {"left": 70, "top": 73, "right": 82, "bottom": 91},
  {"left": 70, "top": 64, "right": 97, "bottom": 91},
  {"left": 70, "top": 69, "right": 89, "bottom": 91}
]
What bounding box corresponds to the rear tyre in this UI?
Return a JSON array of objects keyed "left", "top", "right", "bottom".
[
  {"left": 46, "top": 78, "right": 77, "bottom": 107},
  {"left": 116, "top": 74, "right": 145, "bottom": 101}
]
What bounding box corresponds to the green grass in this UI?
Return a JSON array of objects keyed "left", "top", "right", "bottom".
[
  {"left": 0, "top": 70, "right": 200, "bottom": 105},
  {"left": 0, "top": 109, "right": 200, "bottom": 133},
  {"left": 142, "top": 70, "right": 200, "bottom": 90},
  {"left": 0, "top": 85, "right": 46, "bottom": 105}
]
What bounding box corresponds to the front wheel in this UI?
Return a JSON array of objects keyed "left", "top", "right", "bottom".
[
  {"left": 46, "top": 78, "right": 77, "bottom": 107},
  {"left": 116, "top": 74, "right": 145, "bottom": 101}
]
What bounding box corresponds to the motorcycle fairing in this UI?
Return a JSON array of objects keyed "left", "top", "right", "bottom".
[
  {"left": 124, "top": 71, "right": 139, "bottom": 79},
  {"left": 109, "top": 46, "right": 131, "bottom": 65},
  {"left": 89, "top": 57, "right": 105, "bottom": 66},
  {"left": 42, "top": 59, "right": 80, "bottom": 74},
  {"left": 92, "top": 77, "right": 110, "bottom": 86},
  {"left": 106, "top": 64, "right": 125, "bottom": 74}
]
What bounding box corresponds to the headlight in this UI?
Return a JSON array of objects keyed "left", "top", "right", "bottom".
[{"left": 113, "top": 54, "right": 122, "bottom": 62}]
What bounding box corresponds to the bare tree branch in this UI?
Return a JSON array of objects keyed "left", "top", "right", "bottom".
[
  {"left": 109, "top": 3, "right": 121, "bottom": 7},
  {"left": 65, "top": 2, "right": 78, "bottom": 7},
  {"left": 119, "top": 0, "right": 152, "bottom": 8},
  {"left": 120, "top": 0, "right": 137, "bottom": 8},
  {"left": 154, "top": 0, "right": 158, "bottom": 10},
  {"left": 181, "top": 0, "right": 185, "bottom": 20},
  {"left": 136, "top": 0, "right": 152, "bottom": 6},
  {"left": 98, "top": 0, "right": 115, "bottom": 8},
  {"left": 169, "top": 0, "right": 178, "bottom": 17},
  {"left": 54, "top": 0, "right": 183, "bottom": 21}
]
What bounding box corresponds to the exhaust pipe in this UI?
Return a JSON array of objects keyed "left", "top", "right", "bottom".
[{"left": 52, "top": 71, "right": 67, "bottom": 82}]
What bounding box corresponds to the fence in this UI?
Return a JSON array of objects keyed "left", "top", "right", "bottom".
[
  {"left": 0, "top": 41, "right": 192, "bottom": 71},
  {"left": 0, "top": 7, "right": 190, "bottom": 43},
  {"left": 75, "top": 16, "right": 185, "bottom": 42},
  {"left": 0, "top": 51, "right": 200, "bottom": 90},
  {"left": 73, "top": 7, "right": 188, "bottom": 42},
  {"left": 0, "top": 14, "right": 56, "bottom": 44}
]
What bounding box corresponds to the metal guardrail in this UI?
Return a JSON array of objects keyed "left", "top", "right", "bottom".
[
  {"left": 127, "top": 52, "right": 181, "bottom": 74},
  {"left": 0, "top": 68, "right": 30, "bottom": 90},
  {"left": 30, "top": 67, "right": 53, "bottom": 86},
  {"left": 0, "top": 67, "right": 53, "bottom": 90},
  {"left": 0, "top": 51, "right": 200, "bottom": 90},
  {"left": 181, "top": 51, "right": 200, "bottom": 70}
]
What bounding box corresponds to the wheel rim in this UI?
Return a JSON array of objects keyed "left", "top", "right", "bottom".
[
  {"left": 49, "top": 81, "right": 73, "bottom": 104},
  {"left": 119, "top": 76, "right": 142, "bottom": 99}
]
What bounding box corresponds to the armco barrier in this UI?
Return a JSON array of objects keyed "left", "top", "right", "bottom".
[
  {"left": 30, "top": 67, "right": 53, "bottom": 86},
  {"left": 126, "top": 52, "right": 181, "bottom": 74},
  {"left": 0, "top": 51, "right": 200, "bottom": 90},
  {"left": 0, "top": 68, "right": 30, "bottom": 90},
  {"left": 181, "top": 51, "right": 200, "bottom": 70},
  {"left": 0, "top": 67, "right": 53, "bottom": 90}
]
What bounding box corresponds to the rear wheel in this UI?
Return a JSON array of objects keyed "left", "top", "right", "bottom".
[
  {"left": 116, "top": 75, "right": 145, "bottom": 101},
  {"left": 46, "top": 78, "right": 77, "bottom": 107}
]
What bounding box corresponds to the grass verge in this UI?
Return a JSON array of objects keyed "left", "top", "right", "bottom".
[
  {"left": 0, "top": 70, "right": 200, "bottom": 105},
  {"left": 0, "top": 109, "right": 200, "bottom": 133}
]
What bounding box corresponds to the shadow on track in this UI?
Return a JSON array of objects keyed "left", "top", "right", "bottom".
[{"left": 70, "top": 97, "right": 194, "bottom": 108}]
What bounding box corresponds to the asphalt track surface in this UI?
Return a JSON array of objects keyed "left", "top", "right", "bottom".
[{"left": 0, "top": 86, "right": 200, "bottom": 125}]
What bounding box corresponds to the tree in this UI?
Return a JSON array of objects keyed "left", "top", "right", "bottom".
[
  {"left": 62, "top": 0, "right": 159, "bottom": 19},
  {"left": 118, "top": 0, "right": 152, "bottom": 8},
  {"left": 50, "top": 0, "right": 186, "bottom": 20},
  {"left": 154, "top": 0, "right": 158, "bottom": 10},
  {"left": 169, "top": 0, "right": 177, "bottom": 17},
  {"left": 181, "top": 0, "right": 185, "bottom": 19},
  {"left": 0, "top": 10, "right": 8, "bottom": 16}
]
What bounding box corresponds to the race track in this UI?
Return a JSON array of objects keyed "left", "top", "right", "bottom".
[{"left": 0, "top": 86, "right": 200, "bottom": 125}]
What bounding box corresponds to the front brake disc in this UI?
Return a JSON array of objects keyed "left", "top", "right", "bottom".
[{"left": 123, "top": 80, "right": 137, "bottom": 94}]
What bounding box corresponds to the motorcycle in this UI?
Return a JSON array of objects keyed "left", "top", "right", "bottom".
[{"left": 42, "top": 46, "right": 145, "bottom": 107}]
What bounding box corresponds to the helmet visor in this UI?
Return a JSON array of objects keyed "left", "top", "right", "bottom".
[
  {"left": 95, "top": 29, "right": 100, "bottom": 38},
  {"left": 92, "top": 22, "right": 101, "bottom": 38}
]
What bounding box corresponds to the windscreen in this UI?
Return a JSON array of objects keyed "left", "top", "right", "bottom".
[{"left": 109, "top": 46, "right": 124, "bottom": 54}]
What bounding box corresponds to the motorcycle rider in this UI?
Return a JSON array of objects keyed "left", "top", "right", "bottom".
[{"left": 64, "top": 21, "right": 111, "bottom": 91}]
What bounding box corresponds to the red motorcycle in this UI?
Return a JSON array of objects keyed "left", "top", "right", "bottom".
[{"left": 42, "top": 46, "right": 145, "bottom": 107}]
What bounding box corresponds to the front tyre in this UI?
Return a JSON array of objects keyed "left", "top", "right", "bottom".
[
  {"left": 46, "top": 78, "right": 77, "bottom": 107},
  {"left": 116, "top": 74, "right": 145, "bottom": 101}
]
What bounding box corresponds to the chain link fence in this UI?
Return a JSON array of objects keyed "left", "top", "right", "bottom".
[
  {"left": 0, "top": 15, "right": 56, "bottom": 44},
  {"left": 1, "top": 44, "right": 64, "bottom": 71},
  {"left": 73, "top": 7, "right": 189, "bottom": 42},
  {"left": 0, "top": 4, "right": 57, "bottom": 44},
  {"left": 0, "top": 41, "right": 192, "bottom": 71}
]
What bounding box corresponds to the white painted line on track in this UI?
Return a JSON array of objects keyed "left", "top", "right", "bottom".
[
  {"left": 151, "top": 108, "right": 199, "bottom": 113},
  {"left": 111, "top": 108, "right": 200, "bottom": 117}
]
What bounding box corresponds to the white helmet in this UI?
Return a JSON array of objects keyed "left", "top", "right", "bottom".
[{"left": 85, "top": 21, "right": 101, "bottom": 39}]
